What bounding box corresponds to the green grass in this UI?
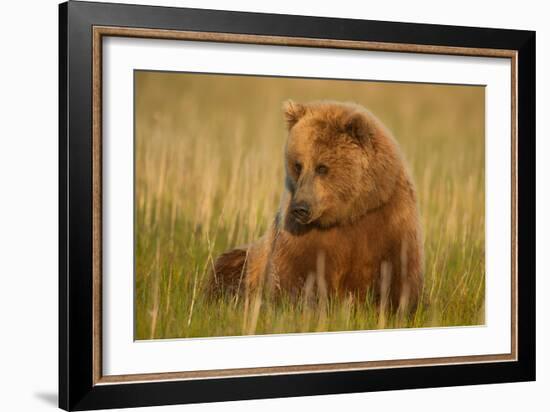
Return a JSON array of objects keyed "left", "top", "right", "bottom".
[{"left": 134, "top": 72, "right": 485, "bottom": 340}]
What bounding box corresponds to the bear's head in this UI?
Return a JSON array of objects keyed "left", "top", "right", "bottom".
[{"left": 283, "top": 100, "right": 402, "bottom": 228}]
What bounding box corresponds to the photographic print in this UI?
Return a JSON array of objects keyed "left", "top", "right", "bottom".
[{"left": 134, "top": 72, "right": 485, "bottom": 340}]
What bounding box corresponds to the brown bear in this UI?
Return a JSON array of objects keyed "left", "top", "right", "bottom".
[{"left": 212, "top": 100, "right": 423, "bottom": 316}]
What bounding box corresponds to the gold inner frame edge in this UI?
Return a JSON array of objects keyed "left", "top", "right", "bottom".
[{"left": 91, "top": 25, "right": 518, "bottom": 385}]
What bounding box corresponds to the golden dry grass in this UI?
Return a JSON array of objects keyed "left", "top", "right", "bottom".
[{"left": 134, "top": 71, "right": 485, "bottom": 339}]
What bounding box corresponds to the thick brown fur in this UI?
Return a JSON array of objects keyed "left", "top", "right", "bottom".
[{"left": 212, "top": 100, "right": 423, "bottom": 314}]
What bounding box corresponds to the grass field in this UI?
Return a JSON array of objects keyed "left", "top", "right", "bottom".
[{"left": 134, "top": 71, "right": 485, "bottom": 340}]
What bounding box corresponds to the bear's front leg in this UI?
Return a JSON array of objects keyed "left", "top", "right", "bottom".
[
  {"left": 396, "top": 236, "right": 423, "bottom": 317},
  {"left": 378, "top": 260, "right": 393, "bottom": 328}
]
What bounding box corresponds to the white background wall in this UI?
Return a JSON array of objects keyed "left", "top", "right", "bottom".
[{"left": 0, "top": 0, "right": 546, "bottom": 411}]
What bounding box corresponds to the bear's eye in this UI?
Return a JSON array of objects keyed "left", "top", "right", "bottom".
[
  {"left": 316, "top": 164, "right": 329, "bottom": 175},
  {"left": 294, "top": 162, "right": 303, "bottom": 174}
]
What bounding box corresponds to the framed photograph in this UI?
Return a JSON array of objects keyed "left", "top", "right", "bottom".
[{"left": 59, "top": 1, "right": 536, "bottom": 410}]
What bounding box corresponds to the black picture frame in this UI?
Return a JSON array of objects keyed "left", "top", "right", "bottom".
[{"left": 59, "top": 1, "right": 536, "bottom": 410}]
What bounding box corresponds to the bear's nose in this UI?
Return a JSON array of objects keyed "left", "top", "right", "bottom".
[{"left": 291, "top": 201, "right": 311, "bottom": 222}]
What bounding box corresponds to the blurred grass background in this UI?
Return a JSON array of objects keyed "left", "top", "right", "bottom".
[{"left": 134, "top": 71, "right": 485, "bottom": 340}]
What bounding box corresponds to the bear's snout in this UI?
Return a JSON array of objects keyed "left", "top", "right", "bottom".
[{"left": 290, "top": 201, "right": 312, "bottom": 224}]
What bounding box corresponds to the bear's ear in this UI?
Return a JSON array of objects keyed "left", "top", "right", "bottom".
[
  {"left": 344, "top": 112, "right": 371, "bottom": 145},
  {"left": 283, "top": 100, "right": 306, "bottom": 130}
]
